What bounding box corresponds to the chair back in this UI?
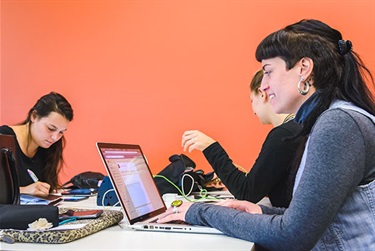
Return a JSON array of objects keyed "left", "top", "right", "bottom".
[{"left": 0, "top": 134, "right": 20, "bottom": 204}]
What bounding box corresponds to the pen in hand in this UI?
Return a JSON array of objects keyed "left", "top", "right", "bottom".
[
  {"left": 25, "top": 169, "right": 51, "bottom": 196},
  {"left": 27, "top": 169, "right": 39, "bottom": 182}
]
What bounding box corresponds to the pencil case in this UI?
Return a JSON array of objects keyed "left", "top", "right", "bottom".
[{"left": 0, "top": 208, "right": 123, "bottom": 244}]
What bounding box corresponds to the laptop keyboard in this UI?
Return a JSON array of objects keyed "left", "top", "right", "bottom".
[{"left": 150, "top": 219, "right": 189, "bottom": 225}]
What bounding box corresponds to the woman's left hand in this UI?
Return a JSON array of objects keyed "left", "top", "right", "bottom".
[
  {"left": 157, "top": 201, "right": 193, "bottom": 223},
  {"left": 217, "top": 199, "right": 262, "bottom": 214}
]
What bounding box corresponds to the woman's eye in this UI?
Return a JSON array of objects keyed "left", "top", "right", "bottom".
[
  {"left": 47, "top": 126, "right": 56, "bottom": 132},
  {"left": 264, "top": 71, "right": 270, "bottom": 76}
]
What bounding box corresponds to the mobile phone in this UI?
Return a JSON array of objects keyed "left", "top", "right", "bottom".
[
  {"left": 63, "top": 196, "right": 89, "bottom": 202},
  {"left": 59, "top": 209, "right": 103, "bottom": 220},
  {"left": 61, "top": 188, "right": 97, "bottom": 196}
]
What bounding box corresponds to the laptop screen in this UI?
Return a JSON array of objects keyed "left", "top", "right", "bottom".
[{"left": 97, "top": 143, "right": 166, "bottom": 224}]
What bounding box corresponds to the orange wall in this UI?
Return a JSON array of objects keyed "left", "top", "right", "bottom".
[
  {"left": 1, "top": 0, "right": 374, "bottom": 184},
  {"left": 0, "top": 1, "right": 2, "bottom": 123}
]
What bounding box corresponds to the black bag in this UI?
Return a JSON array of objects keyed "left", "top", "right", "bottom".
[
  {"left": 0, "top": 134, "right": 20, "bottom": 204},
  {"left": 62, "top": 171, "right": 105, "bottom": 189},
  {"left": 0, "top": 134, "right": 59, "bottom": 231},
  {"left": 154, "top": 154, "right": 215, "bottom": 196},
  {"left": 0, "top": 204, "right": 59, "bottom": 230}
]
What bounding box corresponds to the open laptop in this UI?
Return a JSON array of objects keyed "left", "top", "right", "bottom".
[{"left": 96, "top": 142, "right": 222, "bottom": 234}]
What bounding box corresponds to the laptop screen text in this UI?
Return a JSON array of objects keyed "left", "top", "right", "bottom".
[{"left": 99, "top": 145, "right": 165, "bottom": 222}]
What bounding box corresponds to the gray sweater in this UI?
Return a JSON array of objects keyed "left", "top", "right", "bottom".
[{"left": 185, "top": 107, "right": 375, "bottom": 250}]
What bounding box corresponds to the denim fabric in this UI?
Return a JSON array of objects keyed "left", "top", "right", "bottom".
[
  {"left": 313, "top": 180, "right": 375, "bottom": 250},
  {"left": 300, "top": 101, "right": 375, "bottom": 250}
]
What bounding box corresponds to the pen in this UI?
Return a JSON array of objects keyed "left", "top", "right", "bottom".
[
  {"left": 59, "top": 217, "right": 77, "bottom": 226},
  {"left": 27, "top": 169, "right": 39, "bottom": 182}
]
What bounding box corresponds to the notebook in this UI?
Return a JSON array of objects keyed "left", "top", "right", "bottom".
[
  {"left": 20, "top": 194, "right": 63, "bottom": 206},
  {"left": 96, "top": 142, "right": 222, "bottom": 234}
]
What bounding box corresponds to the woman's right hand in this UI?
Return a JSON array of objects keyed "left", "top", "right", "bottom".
[
  {"left": 182, "top": 130, "right": 216, "bottom": 152},
  {"left": 20, "top": 182, "right": 51, "bottom": 197}
]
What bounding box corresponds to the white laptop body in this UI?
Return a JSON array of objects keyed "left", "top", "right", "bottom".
[{"left": 96, "top": 142, "right": 222, "bottom": 234}]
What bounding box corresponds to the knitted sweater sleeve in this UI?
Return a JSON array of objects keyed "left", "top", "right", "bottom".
[{"left": 186, "top": 109, "right": 369, "bottom": 250}]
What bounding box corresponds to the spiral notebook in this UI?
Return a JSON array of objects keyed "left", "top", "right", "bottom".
[{"left": 96, "top": 142, "right": 222, "bottom": 234}]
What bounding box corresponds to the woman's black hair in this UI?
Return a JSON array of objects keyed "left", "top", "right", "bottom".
[{"left": 255, "top": 19, "right": 375, "bottom": 137}]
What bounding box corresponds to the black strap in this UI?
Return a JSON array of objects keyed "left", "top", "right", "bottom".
[{"left": 2, "top": 148, "right": 20, "bottom": 204}]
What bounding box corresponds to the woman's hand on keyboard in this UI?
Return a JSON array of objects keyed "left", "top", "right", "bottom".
[
  {"left": 217, "top": 199, "right": 262, "bottom": 214},
  {"left": 157, "top": 202, "right": 193, "bottom": 223}
]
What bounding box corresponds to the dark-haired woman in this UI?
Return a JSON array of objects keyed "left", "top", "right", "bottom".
[
  {"left": 158, "top": 19, "right": 375, "bottom": 250},
  {"left": 0, "top": 92, "right": 74, "bottom": 197}
]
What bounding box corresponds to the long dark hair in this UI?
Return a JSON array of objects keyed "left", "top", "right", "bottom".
[
  {"left": 255, "top": 19, "right": 375, "bottom": 138},
  {"left": 22, "top": 92, "right": 74, "bottom": 191},
  {"left": 255, "top": 19, "right": 375, "bottom": 193}
]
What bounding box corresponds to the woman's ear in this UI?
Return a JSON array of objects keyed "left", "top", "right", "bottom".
[
  {"left": 30, "top": 110, "right": 38, "bottom": 122},
  {"left": 258, "top": 88, "right": 268, "bottom": 102},
  {"left": 299, "top": 57, "right": 314, "bottom": 81}
]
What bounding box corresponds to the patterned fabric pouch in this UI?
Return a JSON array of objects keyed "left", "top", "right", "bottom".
[{"left": 0, "top": 208, "right": 123, "bottom": 244}]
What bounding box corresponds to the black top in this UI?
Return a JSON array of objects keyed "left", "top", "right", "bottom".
[
  {"left": 0, "top": 125, "right": 47, "bottom": 187},
  {"left": 203, "top": 120, "right": 302, "bottom": 207}
]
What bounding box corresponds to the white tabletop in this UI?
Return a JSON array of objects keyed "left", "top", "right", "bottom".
[{"left": 1, "top": 196, "right": 254, "bottom": 250}]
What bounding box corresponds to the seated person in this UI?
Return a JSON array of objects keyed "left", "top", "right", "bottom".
[
  {"left": 0, "top": 92, "right": 74, "bottom": 197},
  {"left": 181, "top": 70, "right": 303, "bottom": 207},
  {"left": 159, "top": 19, "right": 375, "bottom": 250}
]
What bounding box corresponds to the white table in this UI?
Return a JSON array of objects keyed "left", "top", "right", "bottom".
[{"left": 1, "top": 196, "right": 254, "bottom": 250}]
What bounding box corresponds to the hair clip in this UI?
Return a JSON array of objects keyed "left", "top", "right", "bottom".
[{"left": 338, "top": 40, "right": 352, "bottom": 55}]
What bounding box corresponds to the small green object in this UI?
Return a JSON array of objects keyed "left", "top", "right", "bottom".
[{"left": 171, "top": 199, "right": 183, "bottom": 208}]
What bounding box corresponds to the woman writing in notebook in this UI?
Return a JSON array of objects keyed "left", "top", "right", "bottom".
[
  {"left": 181, "top": 69, "right": 302, "bottom": 207},
  {"left": 0, "top": 92, "right": 74, "bottom": 197},
  {"left": 158, "top": 19, "right": 375, "bottom": 250}
]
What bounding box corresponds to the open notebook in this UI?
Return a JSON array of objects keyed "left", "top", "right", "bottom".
[
  {"left": 96, "top": 142, "right": 222, "bottom": 234},
  {"left": 20, "top": 194, "right": 62, "bottom": 206}
]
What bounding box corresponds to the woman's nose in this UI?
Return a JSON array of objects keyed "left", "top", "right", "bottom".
[
  {"left": 50, "top": 132, "right": 60, "bottom": 141},
  {"left": 260, "top": 77, "right": 270, "bottom": 92}
]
